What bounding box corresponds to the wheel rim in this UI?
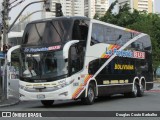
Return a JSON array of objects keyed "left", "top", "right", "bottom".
[
  {"left": 88, "top": 87, "right": 94, "bottom": 102},
  {"left": 134, "top": 84, "right": 137, "bottom": 96},
  {"left": 140, "top": 84, "right": 144, "bottom": 93}
]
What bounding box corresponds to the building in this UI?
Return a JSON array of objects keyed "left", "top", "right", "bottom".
[
  {"left": 42, "top": 0, "right": 85, "bottom": 18},
  {"left": 95, "top": 0, "right": 109, "bottom": 17},
  {"left": 73, "top": 0, "right": 85, "bottom": 16},
  {"left": 117, "top": 0, "right": 153, "bottom": 13},
  {"left": 42, "top": 0, "right": 58, "bottom": 18},
  {"left": 117, "top": 0, "right": 133, "bottom": 12},
  {"left": 42, "top": 0, "right": 109, "bottom": 18},
  {"left": 0, "top": 3, "right": 2, "bottom": 23},
  {"left": 64, "top": 0, "right": 72, "bottom": 16},
  {"left": 133, "top": 0, "right": 153, "bottom": 13}
]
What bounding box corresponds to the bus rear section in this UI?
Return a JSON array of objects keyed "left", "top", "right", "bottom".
[{"left": 86, "top": 19, "right": 153, "bottom": 98}]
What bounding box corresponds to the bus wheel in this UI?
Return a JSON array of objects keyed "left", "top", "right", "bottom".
[
  {"left": 124, "top": 83, "right": 138, "bottom": 98},
  {"left": 130, "top": 83, "right": 139, "bottom": 97},
  {"left": 41, "top": 100, "right": 54, "bottom": 107},
  {"left": 81, "top": 83, "right": 95, "bottom": 105},
  {"left": 137, "top": 83, "right": 144, "bottom": 97}
]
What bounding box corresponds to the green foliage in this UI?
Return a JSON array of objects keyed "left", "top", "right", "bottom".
[
  {"left": 93, "top": 13, "right": 100, "bottom": 20},
  {"left": 99, "top": 3, "right": 160, "bottom": 70}
]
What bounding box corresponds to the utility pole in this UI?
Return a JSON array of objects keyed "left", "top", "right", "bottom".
[
  {"left": 2, "top": 0, "right": 9, "bottom": 47},
  {"left": 1, "top": 0, "right": 50, "bottom": 102},
  {"left": 1, "top": 0, "right": 10, "bottom": 100}
]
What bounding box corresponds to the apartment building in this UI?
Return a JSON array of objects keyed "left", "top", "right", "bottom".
[
  {"left": 133, "top": 0, "right": 153, "bottom": 13},
  {"left": 42, "top": 0, "right": 110, "bottom": 18},
  {"left": 42, "top": 0, "right": 85, "bottom": 18},
  {"left": 87, "top": 0, "right": 96, "bottom": 18},
  {"left": 117, "top": 0, "right": 153, "bottom": 13},
  {"left": 95, "top": 0, "right": 109, "bottom": 17}
]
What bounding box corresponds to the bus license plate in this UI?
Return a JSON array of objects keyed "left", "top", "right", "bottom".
[{"left": 37, "top": 94, "right": 45, "bottom": 99}]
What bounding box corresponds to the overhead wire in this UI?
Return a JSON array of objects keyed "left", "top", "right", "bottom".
[{"left": 9, "top": 0, "right": 26, "bottom": 10}]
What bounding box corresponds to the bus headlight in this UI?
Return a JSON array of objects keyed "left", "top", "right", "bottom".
[
  {"left": 19, "top": 85, "right": 28, "bottom": 90},
  {"left": 55, "top": 79, "right": 74, "bottom": 90},
  {"left": 19, "top": 85, "right": 24, "bottom": 89}
]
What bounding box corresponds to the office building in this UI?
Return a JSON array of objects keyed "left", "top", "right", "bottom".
[
  {"left": 42, "top": 0, "right": 109, "bottom": 18},
  {"left": 117, "top": 0, "right": 153, "bottom": 13}
]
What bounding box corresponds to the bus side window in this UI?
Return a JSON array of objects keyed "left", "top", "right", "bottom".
[
  {"left": 131, "top": 42, "right": 143, "bottom": 50},
  {"left": 88, "top": 59, "right": 100, "bottom": 75},
  {"left": 91, "top": 23, "right": 104, "bottom": 46}
]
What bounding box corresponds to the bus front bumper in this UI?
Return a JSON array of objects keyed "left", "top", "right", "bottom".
[{"left": 19, "top": 84, "right": 73, "bottom": 101}]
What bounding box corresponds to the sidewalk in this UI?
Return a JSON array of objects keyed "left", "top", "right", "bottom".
[
  {"left": 154, "top": 79, "right": 160, "bottom": 83},
  {"left": 152, "top": 82, "right": 160, "bottom": 90},
  {"left": 0, "top": 96, "right": 19, "bottom": 107}
]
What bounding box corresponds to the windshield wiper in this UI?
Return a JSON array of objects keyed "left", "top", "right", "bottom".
[{"left": 35, "top": 24, "right": 43, "bottom": 42}]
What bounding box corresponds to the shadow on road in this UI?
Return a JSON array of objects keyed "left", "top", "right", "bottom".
[{"left": 30, "top": 94, "right": 149, "bottom": 109}]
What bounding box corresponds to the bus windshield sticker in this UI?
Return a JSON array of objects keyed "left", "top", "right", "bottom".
[{"left": 24, "top": 45, "right": 61, "bottom": 52}]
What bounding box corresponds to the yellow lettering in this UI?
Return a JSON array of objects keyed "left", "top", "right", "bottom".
[{"left": 114, "top": 64, "right": 134, "bottom": 70}]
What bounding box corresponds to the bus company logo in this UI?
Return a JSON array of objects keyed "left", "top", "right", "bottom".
[
  {"left": 106, "top": 48, "right": 145, "bottom": 59},
  {"left": 133, "top": 51, "right": 145, "bottom": 59},
  {"left": 24, "top": 45, "right": 61, "bottom": 52},
  {"left": 48, "top": 45, "right": 61, "bottom": 50},
  {"left": 24, "top": 47, "right": 48, "bottom": 52},
  {"left": 24, "top": 48, "right": 29, "bottom": 52}
]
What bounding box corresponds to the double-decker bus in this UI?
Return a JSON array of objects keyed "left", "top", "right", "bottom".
[{"left": 15, "top": 16, "right": 153, "bottom": 106}]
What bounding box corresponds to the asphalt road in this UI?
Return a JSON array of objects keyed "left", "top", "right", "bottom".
[
  {"left": 0, "top": 83, "right": 160, "bottom": 120},
  {"left": 1, "top": 91, "right": 160, "bottom": 111}
]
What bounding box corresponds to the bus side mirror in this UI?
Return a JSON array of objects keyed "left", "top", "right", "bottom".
[
  {"left": 7, "top": 45, "right": 21, "bottom": 63},
  {"left": 63, "top": 40, "right": 79, "bottom": 59}
]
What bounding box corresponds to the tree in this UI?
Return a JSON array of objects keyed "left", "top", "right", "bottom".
[{"left": 93, "top": 13, "right": 100, "bottom": 20}]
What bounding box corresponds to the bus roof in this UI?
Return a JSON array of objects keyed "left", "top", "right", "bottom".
[
  {"left": 29, "top": 16, "right": 90, "bottom": 24},
  {"left": 90, "top": 19, "right": 143, "bottom": 34},
  {"left": 28, "top": 16, "right": 144, "bottom": 35}
]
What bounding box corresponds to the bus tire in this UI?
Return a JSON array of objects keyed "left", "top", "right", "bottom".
[
  {"left": 41, "top": 100, "right": 54, "bottom": 107},
  {"left": 137, "top": 83, "right": 144, "bottom": 97},
  {"left": 124, "top": 83, "right": 138, "bottom": 98},
  {"left": 81, "top": 83, "right": 95, "bottom": 105}
]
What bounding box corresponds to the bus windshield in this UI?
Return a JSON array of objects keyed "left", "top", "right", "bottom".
[
  {"left": 22, "top": 19, "right": 73, "bottom": 45},
  {"left": 21, "top": 50, "right": 68, "bottom": 79}
]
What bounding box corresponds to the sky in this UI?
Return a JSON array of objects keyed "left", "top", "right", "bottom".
[
  {"left": 0, "top": 0, "right": 42, "bottom": 24},
  {"left": 154, "top": 0, "right": 160, "bottom": 13},
  {"left": 0, "top": 0, "right": 160, "bottom": 24}
]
